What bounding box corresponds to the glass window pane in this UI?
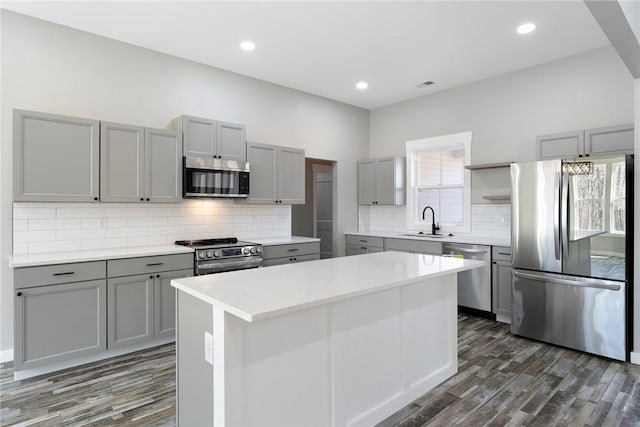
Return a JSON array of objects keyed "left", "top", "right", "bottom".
[
  {"left": 441, "top": 149, "right": 465, "bottom": 185},
  {"left": 418, "top": 187, "right": 464, "bottom": 224},
  {"left": 418, "top": 189, "right": 440, "bottom": 223},
  {"left": 417, "top": 151, "right": 440, "bottom": 186}
]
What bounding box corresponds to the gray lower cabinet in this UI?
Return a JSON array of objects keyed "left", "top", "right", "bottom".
[
  {"left": 101, "top": 122, "right": 182, "bottom": 203},
  {"left": 492, "top": 246, "right": 512, "bottom": 324},
  {"left": 246, "top": 142, "right": 305, "bottom": 204},
  {"left": 173, "top": 115, "right": 246, "bottom": 161},
  {"left": 107, "top": 254, "right": 193, "bottom": 348},
  {"left": 345, "top": 235, "right": 384, "bottom": 256},
  {"left": 107, "top": 273, "right": 154, "bottom": 349},
  {"left": 261, "top": 242, "right": 320, "bottom": 267},
  {"left": 13, "top": 109, "right": 100, "bottom": 202},
  {"left": 14, "top": 261, "right": 107, "bottom": 371}
]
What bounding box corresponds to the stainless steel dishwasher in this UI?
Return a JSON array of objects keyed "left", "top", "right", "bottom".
[{"left": 442, "top": 243, "right": 492, "bottom": 316}]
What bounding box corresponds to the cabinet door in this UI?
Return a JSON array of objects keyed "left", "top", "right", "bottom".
[
  {"left": 100, "top": 122, "right": 145, "bottom": 202},
  {"left": 145, "top": 128, "right": 182, "bottom": 203},
  {"left": 277, "top": 147, "right": 305, "bottom": 204},
  {"left": 536, "top": 131, "right": 584, "bottom": 160},
  {"left": 108, "top": 274, "right": 154, "bottom": 349},
  {"left": 375, "top": 158, "right": 396, "bottom": 204},
  {"left": 492, "top": 262, "right": 512, "bottom": 324},
  {"left": 154, "top": 269, "right": 192, "bottom": 339},
  {"left": 246, "top": 142, "right": 278, "bottom": 203},
  {"left": 14, "top": 109, "right": 100, "bottom": 202},
  {"left": 357, "top": 160, "right": 376, "bottom": 205},
  {"left": 182, "top": 115, "right": 216, "bottom": 157},
  {"left": 585, "top": 124, "right": 634, "bottom": 156},
  {"left": 14, "top": 280, "right": 106, "bottom": 370},
  {"left": 216, "top": 121, "right": 246, "bottom": 161}
]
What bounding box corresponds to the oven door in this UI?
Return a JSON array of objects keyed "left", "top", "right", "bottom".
[{"left": 184, "top": 167, "right": 249, "bottom": 198}]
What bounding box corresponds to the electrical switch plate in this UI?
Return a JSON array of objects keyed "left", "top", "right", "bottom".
[{"left": 204, "top": 331, "right": 213, "bottom": 365}]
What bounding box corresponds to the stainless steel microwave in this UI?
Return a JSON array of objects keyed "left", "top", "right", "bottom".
[{"left": 183, "top": 157, "right": 250, "bottom": 198}]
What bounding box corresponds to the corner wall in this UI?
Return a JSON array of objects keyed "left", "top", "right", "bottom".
[{"left": 0, "top": 11, "right": 369, "bottom": 358}]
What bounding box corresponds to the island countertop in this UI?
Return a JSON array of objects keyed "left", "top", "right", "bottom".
[{"left": 171, "top": 251, "right": 484, "bottom": 323}]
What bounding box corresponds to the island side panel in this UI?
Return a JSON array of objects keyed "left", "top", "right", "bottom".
[
  {"left": 176, "top": 291, "right": 214, "bottom": 426},
  {"left": 216, "top": 305, "right": 331, "bottom": 426}
]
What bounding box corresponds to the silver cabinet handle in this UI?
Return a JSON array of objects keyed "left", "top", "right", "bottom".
[
  {"left": 146, "top": 262, "right": 164, "bottom": 266},
  {"left": 497, "top": 252, "right": 511, "bottom": 256},
  {"left": 359, "top": 239, "right": 368, "bottom": 243},
  {"left": 53, "top": 271, "right": 75, "bottom": 276},
  {"left": 288, "top": 248, "right": 299, "bottom": 252},
  {"left": 513, "top": 270, "right": 621, "bottom": 291}
]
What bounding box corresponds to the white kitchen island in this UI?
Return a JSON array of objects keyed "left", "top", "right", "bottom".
[{"left": 171, "top": 251, "right": 483, "bottom": 426}]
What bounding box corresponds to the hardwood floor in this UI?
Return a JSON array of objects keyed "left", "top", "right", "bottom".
[{"left": 1, "top": 315, "right": 639, "bottom": 426}]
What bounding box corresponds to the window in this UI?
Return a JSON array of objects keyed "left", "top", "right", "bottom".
[
  {"left": 406, "top": 132, "right": 471, "bottom": 232},
  {"left": 610, "top": 161, "right": 625, "bottom": 234},
  {"left": 573, "top": 164, "right": 606, "bottom": 232}
]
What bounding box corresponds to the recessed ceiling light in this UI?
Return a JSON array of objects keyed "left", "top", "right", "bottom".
[
  {"left": 517, "top": 22, "right": 536, "bottom": 35},
  {"left": 356, "top": 81, "right": 368, "bottom": 90},
  {"left": 240, "top": 40, "right": 255, "bottom": 51}
]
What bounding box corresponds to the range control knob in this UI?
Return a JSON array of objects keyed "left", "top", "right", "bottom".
[
  {"left": 250, "top": 247, "right": 257, "bottom": 254},
  {"left": 198, "top": 251, "right": 206, "bottom": 259},
  {"left": 256, "top": 246, "right": 262, "bottom": 254},
  {"left": 206, "top": 250, "right": 214, "bottom": 258},
  {"left": 213, "top": 250, "right": 221, "bottom": 258},
  {"left": 242, "top": 247, "right": 251, "bottom": 255}
]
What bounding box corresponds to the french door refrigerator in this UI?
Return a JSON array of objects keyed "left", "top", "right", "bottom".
[{"left": 510, "top": 155, "right": 633, "bottom": 361}]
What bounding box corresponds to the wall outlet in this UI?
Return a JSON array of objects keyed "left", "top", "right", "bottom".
[{"left": 204, "top": 331, "right": 213, "bottom": 366}]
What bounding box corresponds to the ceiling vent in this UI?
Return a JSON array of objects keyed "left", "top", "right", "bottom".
[{"left": 415, "top": 81, "right": 435, "bottom": 88}]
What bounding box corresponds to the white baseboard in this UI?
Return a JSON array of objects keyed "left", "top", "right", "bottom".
[
  {"left": 630, "top": 351, "right": 640, "bottom": 365},
  {"left": 0, "top": 348, "right": 14, "bottom": 363}
]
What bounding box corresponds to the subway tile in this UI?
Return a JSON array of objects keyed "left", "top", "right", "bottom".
[
  {"left": 81, "top": 238, "right": 127, "bottom": 250},
  {"left": 107, "top": 227, "right": 148, "bottom": 238},
  {"left": 56, "top": 229, "right": 106, "bottom": 241},
  {"left": 105, "top": 207, "right": 148, "bottom": 218},
  {"left": 57, "top": 207, "right": 105, "bottom": 218},
  {"left": 82, "top": 218, "right": 101, "bottom": 229},
  {"left": 148, "top": 226, "right": 170, "bottom": 236},
  {"left": 167, "top": 207, "right": 186, "bottom": 217},
  {"left": 13, "top": 220, "right": 28, "bottom": 231},
  {"left": 148, "top": 207, "right": 169, "bottom": 217},
  {"left": 128, "top": 217, "right": 167, "bottom": 227},
  {"left": 29, "top": 240, "right": 81, "bottom": 254},
  {"left": 106, "top": 218, "right": 128, "bottom": 228},
  {"left": 14, "top": 207, "right": 56, "bottom": 219},
  {"left": 13, "top": 243, "right": 28, "bottom": 254},
  {"left": 128, "top": 235, "right": 167, "bottom": 247},
  {"left": 14, "top": 230, "right": 56, "bottom": 243}
]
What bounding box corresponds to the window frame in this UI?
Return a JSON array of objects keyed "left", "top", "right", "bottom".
[{"left": 405, "top": 131, "right": 472, "bottom": 233}]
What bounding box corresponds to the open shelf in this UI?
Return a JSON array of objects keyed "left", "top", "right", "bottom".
[{"left": 465, "top": 162, "right": 512, "bottom": 170}]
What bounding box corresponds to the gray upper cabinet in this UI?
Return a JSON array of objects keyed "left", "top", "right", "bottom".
[
  {"left": 585, "top": 123, "right": 634, "bottom": 156},
  {"left": 100, "top": 122, "right": 145, "bottom": 202},
  {"left": 246, "top": 142, "right": 305, "bottom": 204},
  {"left": 14, "top": 109, "right": 100, "bottom": 202},
  {"left": 537, "top": 124, "right": 633, "bottom": 160},
  {"left": 101, "top": 123, "right": 182, "bottom": 203},
  {"left": 358, "top": 157, "right": 405, "bottom": 205},
  {"left": 175, "top": 115, "right": 246, "bottom": 161},
  {"left": 145, "top": 128, "right": 182, "bottom": 202}
]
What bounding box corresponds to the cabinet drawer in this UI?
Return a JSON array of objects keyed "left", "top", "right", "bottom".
[
  {"left": 262, "top": 242, "right": 320, "bottom": 260},
  {"left": 345, "top": 235, "right": 383, "bottom": 248},
  {"left": 108, "top": 253, "right": 193, "bottom": 277},
  {"left": 15, "top": 261, "right": 106, "bottom": 289},
  {"left": 492, "top": 246, "right": 512, "bottom": 262},
  {"left": 384, "top": 238, "right": 442, "bottom": 255},
  {"left": 262, "top": 253, "right": 320, "bottom": 267}
]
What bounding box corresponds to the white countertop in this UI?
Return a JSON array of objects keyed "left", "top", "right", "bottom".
[
  {"left": 346, "top": 231, "right": 510, "bottom": 247},
  {"left": 247, "top": 236, "right": 320, "bottom": 246},
  {"left": 10, "top": 245, "right": 195, "bottom": 268},
  {"left": 171, "top": 251, "right": 484, "bottom": 323}
]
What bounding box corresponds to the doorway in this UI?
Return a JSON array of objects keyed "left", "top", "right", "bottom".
[{"left": 292, "top": 158, "right": 336, "bottom": 258}]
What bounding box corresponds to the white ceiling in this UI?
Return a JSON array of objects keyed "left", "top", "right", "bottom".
[{"left": 2, "top": 1, "right": 611, "bottom": 110}]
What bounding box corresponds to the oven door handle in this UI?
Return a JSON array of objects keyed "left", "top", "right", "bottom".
[{"left": 197, "top": 257, "right": 263, "bottom": 272}]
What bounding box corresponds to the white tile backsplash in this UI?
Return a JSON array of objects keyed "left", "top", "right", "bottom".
[
  {"left": 13, "top": 199, "right": 292, "bottom": 254},
  {"left": 360, "top": 204, "right": 511, "bottom": 239}
]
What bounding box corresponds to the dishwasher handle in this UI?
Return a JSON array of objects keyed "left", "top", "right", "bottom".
[{"left": 443, "top": 246, "right": 489, "bottom": 255}]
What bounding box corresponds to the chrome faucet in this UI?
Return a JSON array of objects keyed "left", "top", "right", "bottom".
[{"left": 421, "top": 206, "right": 440, "bottom": 235}]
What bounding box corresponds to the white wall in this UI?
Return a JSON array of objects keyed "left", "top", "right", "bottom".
[{"left": 0, "top": 11, "right": 369, "bottom": 357}]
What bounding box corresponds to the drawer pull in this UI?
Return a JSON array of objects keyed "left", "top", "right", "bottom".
[
  {"left": 498, "top": 252, "right": 511, "bottom": 256},
  {"left": 52, "top": 272, "right": 75, "bottom": 276},
  {"left": 359, "top": 239, "right": 368, "bottom": 243},
  {"left": 17, "top": 292, "right": 22, "bottom": 297},
  {"left": 288, "top": 248, "right": 299, "bottom": 252},
  {"left": 146, "top": 262, "right": 164, "bottom": 266}
]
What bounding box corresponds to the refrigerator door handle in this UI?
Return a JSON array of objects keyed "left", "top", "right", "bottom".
[
  {"left": 513, "top": 270, "right": 621, "bottom": 291},
  {"left": 561, "top": 171, "right": 569, "bottom": 263},
  {"left": 554, "top": 171, "right": 560, "bottom": 261}
]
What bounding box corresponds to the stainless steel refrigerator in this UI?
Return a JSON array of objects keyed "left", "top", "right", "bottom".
[{"left": 510, "top": 155, "right": 633, "bottom": 361}]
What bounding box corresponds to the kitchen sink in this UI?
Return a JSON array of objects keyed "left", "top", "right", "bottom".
[{"left": 402, "top": 233, "right": 449, "bottom": 238}]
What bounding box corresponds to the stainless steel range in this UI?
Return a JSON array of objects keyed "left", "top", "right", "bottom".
[{"left": 175, "top": 238, "right": 263, "bottom": 275}]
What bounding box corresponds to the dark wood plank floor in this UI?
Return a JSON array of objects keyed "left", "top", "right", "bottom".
[{"left": 2, "top": 315, "right": 640, "bottom": 426}]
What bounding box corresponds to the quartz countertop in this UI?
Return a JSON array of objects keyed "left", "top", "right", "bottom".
[
  {"left": 10, "top": 245, "right": 195, "bottom": 268},
  {"left": 171, "top": 251, "right": 484, "bottom": 323},
  {"left": 346, "top": 231, "right": 510, "bottom": 247},
  {"left": 247, "top": 236, "right": 320, "bottom": 246}
]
